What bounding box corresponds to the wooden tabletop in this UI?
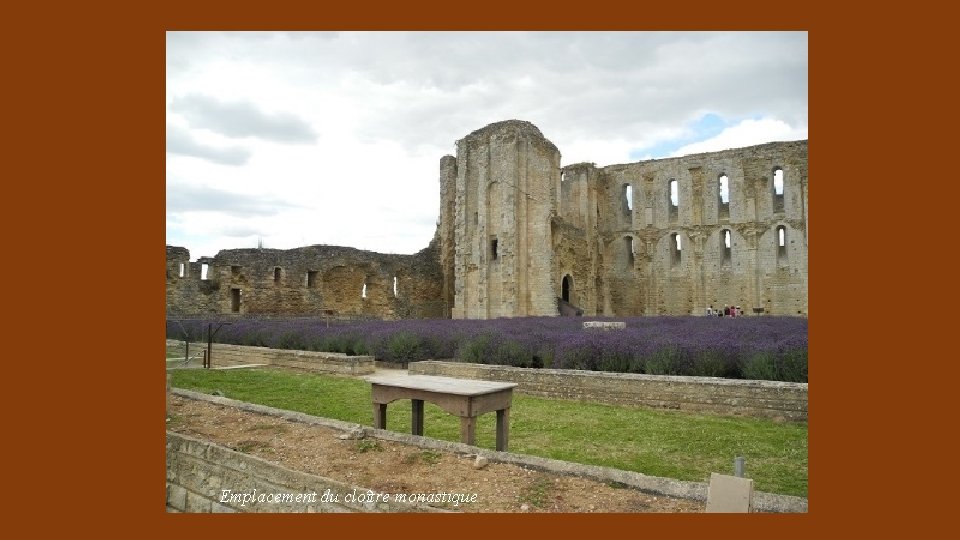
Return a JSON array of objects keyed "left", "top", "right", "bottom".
[{"left": 365, "top": 374, "right": 517, "bottom": 396}]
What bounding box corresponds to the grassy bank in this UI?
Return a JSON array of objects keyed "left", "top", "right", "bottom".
[{"left": 169, "top": 368, "right": 807, "bottom": 497}]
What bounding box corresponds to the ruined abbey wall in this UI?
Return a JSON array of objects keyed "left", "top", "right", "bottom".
[
  {"left": 166, "top": 241, "right": 444, "bottom": 319},
  {"left": 440, "top": 121, "right": 808, "bottom": 319},
  {"left": 552, "top": 140, "right": 808, "bottom": 316},
  {"left": 168, "top": 119, "right": 807, "bottom": 319},
  {"left": 444, "top": 121, "right": 562, "bottom": 318}
]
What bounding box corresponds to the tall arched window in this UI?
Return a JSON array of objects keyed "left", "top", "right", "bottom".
[
  {"left": 721, "top": 229, "right": 732, "bottom": 264},
  {"left": 718, "top": 174, "right": 730, "bottom": 219},
  {"left": 670, "top": 233, "right": 682, "bottom": 266},
  {"left": 623, "top": 184, "right": 633, "bottom": 213},
  {"left": 777, "top": 225, "right": 787, "bottom": 261},
  {"left": 668, "top": 179, "right": 678, "bottom": 221},
  {"left": 773, "top": 168, "right": 785, "bottom": 213},
  {"left": 625, "top": 236, "right": 635, "bottom": 266}
]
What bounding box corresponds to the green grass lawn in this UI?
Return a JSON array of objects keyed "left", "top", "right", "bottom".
[{"left": 169, "top": 368, "right": 807, "bottom": 497}]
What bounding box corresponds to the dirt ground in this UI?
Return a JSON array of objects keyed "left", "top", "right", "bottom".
[{"left": 167, "top": 394, "right": 704, "bottom": 513}]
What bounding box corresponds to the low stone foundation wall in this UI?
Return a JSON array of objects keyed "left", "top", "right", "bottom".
[
  {"left": 409, "top": 361, "right": 807, "bottom": 421},
  {"left": 171, "top": 389, "right": 807, "bottom": 512},
  {"left": 166, "top": 431, "right": 444, "bottom": 513},
  {"left": 166, "top": 340, "right": 374, "bottom": 375}
]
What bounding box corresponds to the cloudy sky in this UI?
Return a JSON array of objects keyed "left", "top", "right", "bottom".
[{"left": 166, "top": 31, "right": 807, "bottom": 259}]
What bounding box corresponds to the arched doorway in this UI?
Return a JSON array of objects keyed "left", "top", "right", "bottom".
[{"left": 561, "top": 274, "right": 573, "bottom": 303}]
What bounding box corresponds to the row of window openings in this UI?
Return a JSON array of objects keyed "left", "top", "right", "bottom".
[
  {"left": 621, "top": 170, "right": 785, "bottom": 214},
  {"left": 623, "top": 226, "right": 789, "bottom": 267},
  {"left": 188, "top": 264, "right": 399, "bottom": 297},
  {"left": 310, "top": 272, "right": 399, "bottom": 297}
]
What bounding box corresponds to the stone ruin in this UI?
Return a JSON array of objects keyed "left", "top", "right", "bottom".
[{"left": 167, "top": 120, "right": 807, "bottom": 319}]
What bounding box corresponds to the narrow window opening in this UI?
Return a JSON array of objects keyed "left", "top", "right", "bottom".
[
  {"left": 718, "top": 174, "right": 730, "bottom": 219},
  {"left": 231, "top": 265, "right": 241, "bottom": 277},
  {"left": 274, "top": 267, "right": 281, "bottom": 284},
  {"left": 777, "top": 226, "right": 788, "bottom": 261},
  {"left": 361, "top": 283, "right": 367, "bottom": 299},
  {"left": 490, "top": 237, "right": 498, "bottom": 260},
  {"left": 623, "top": 184, "right": 633, "bottom": 213},
  {"left": 393, "top": 276, "right": 398, "bottom": 297},
  {"left": 722, "top": 230, "right": 732, "bottom": 264},
  {"left": 773, "top": 168, "right": 785, "bottom": 213},
  {"left": 625, "top": 236, "right": 634, "bottom": 266},
  {"left": 668, "top": 179, "right": 678, "bottom": 221},
  {"left": 474, "top": 212, "right": 478, "bottom": 225},
  {"left": 671, "top": 233, "right": 682, "bottom": 266},
  {"left": 200, "top": 263, "right": 209, "bottom": 280},
  {"left": 307, "top": 271, "right": 317, "bottom": 288},
  {"left": 561, "top": 275, "right": 572, "bottom": 303},
  {"left": 178, "top": 262, "right": 185, "bottom": 278},
  {"left": 231, "top": 288, "right": 241, "bottom": 313}
]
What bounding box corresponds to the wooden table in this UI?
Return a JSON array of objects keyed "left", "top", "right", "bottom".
[{"left": 366, "top": 374, "right": 517, "bottom": 451}]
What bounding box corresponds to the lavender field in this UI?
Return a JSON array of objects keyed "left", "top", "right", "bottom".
[{"left": 166, "top": 316, "right": 808, "bottom": 382}]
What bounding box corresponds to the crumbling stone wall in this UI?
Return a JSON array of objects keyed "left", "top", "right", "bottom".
[
  {"left": 166, "top": 240, "right": 444, "bottom": 319},
  {"left": 447, "top": 120, "right": 562, "bottom": 318},
  {"left": 410, "top": 361, "right": 808, "bottom": 421},
  {"left": 442, "top": 121, "right": 807, "bottom": 318},
  {"left": 166, "top": 431, "right": 440, "bottom": 513},
  {"left": 553, "top": 140, "right": 808, "bottom": 316},
  {"left": 168, "top": 120, "right": 806, "bottom": 320},
  {"left": 166, "top": 246, "right": 219, "bottom": 314}
]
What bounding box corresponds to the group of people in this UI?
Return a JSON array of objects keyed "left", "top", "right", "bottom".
[{"left": 706, "top": 305, "right": 743, "bottom": 317}]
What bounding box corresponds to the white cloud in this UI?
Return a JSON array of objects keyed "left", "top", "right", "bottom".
[
  {"left": 670, "top": 118, "right": 808, "bottom": 157},
  {"left": 166, "top": 31, "right": 807, "bottom": 259}
]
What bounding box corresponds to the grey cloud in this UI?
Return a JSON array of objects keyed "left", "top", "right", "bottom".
[
  {"left": 171, "top": 94, "right": 317, "bottom": 143},
  {"left": 166, "top": 124, "right": 251, "bottom": 165},
  {"left": 168, "top": 31, "right": 805, "bottom": 155},
  {"left": 350, "top": 32, "right": 806, "bottom": 151},
  {"left": 166, "top": 182, "right": 300, "bottom": 217}
]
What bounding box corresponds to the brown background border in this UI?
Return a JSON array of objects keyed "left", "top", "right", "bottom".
[{"left": 7, "top": 0, "right": 927, "bottom": 535}]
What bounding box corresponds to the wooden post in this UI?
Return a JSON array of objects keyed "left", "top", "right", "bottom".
[
  {"left": 373, "top": 403, "right": 387, "bottom": 430},
  {"left": 411, "top": 399, "right": 424, "bottom": 436},
  {"left": 206, "top": 323, "right": 213, "bottom": 368},
  {"left": 460, "top": 416, "right": 476, "bottom": 446},
  {"left": 496, "top": 407, "right": 510, "bottom": 451}
]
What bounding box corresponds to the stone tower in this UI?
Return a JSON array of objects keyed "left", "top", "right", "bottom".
[{"left": 442, "top": 120, "right": 562, "bottom": 318}]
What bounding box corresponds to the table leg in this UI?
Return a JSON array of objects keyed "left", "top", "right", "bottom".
[
  {"left": 373, "top": 403, "right": 387, "bottom": 429},
  {"left": 411, "top": 399, "right": 424, "bottom": 436},
  {"left": 460, "top": 416, "right": 476, "bottom": 446},
  {"left": 496, "top": 407, "right": 510, "bottom": 452}
]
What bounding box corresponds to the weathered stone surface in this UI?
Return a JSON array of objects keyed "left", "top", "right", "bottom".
[
  {"left": 168, "top": 120, "right": 807, "bottom": 319},
  {"left": 167, "top": 242, "right": 444, "bottom": 319},
  {"left": 165, "top": 431, "right": 447, "bottom": 513},
  {"left": 409, "top": 361, "right": 807, "bottom": 421},
  {"left": 166, "top": 340, "right": 375, "bottom": 374},
  {"left": 582, "top": 321, "right": 626, "bottom": 330},
  {"left": 706, "top": 473, "right": 754, "bottom": 513}
]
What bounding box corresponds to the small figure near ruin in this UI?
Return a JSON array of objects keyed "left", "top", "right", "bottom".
[{"left": 724, "top": 305, "right": 730, "bottom": 317}]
